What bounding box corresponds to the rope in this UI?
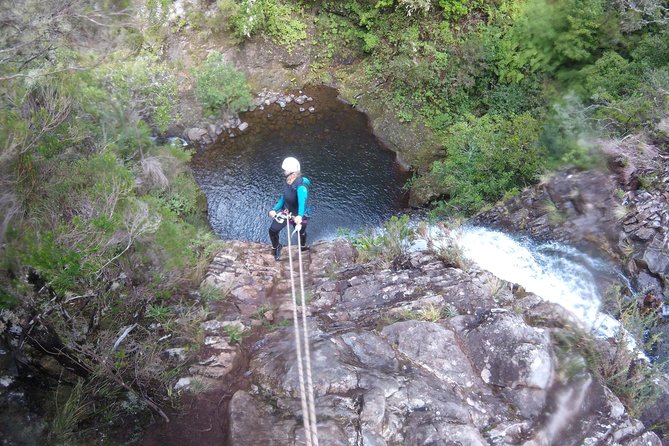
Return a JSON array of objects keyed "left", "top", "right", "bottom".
[
  {"left": 296, "top": 227, "right": 319, "bottom": 446},
  {"left": 285, "top": 216, "right": 312, "bottom": 446}
]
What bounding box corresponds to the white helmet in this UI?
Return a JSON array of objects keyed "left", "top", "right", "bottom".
[{"left": 281, "top": 156, "right": 300, "bottom": 173}]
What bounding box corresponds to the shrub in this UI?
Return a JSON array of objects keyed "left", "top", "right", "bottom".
[
  {"left": 631, "top": 27, "right": 669, "bottom": 69},
  {"left": 438, "top": 0, "right": 479, "bottom": 20},
  {"left": 434, "top": 237, "right": 471, "bottom": 270},
  {"left": 194, "top": 51, "right": 252, "bottom": 116},
  {"left": 419, "top": 304, "right": 442, "bottom": 322},
  {"left": 98, "top": 53, "right": 179, "bottom": 133},
  {"left": 146, "top": 304, "right": 172, "bottom": 322},
  {"left": 228, "top": 0, "right": 307, "bottom": 50},
  {"left": 577, "top": 51, "right": 638, "bottom": 102},
  {"left": 398, "top": 0, "right": 432, "bottom": 16},
  {"left": 347, "top": 215, "right": 416, "bottom": 265},
  {"left": 495, "top": 0, "right": 609, "bottom": 82},
  {"left": 540, "top": 93, "right": 602, "bottom": 169},
  {"left": 262, "top": 0, "right": 307, "bottom": 49},
  {"left": 152, "top": 174, "right": 201, "bottom": 217},
  {"left": 554, "top": 284, "right": 664, "bottom": 418},
  {"left": 362, "top": 32, "right": 380, "bottom": 53},
  {"left": 0, "top": 7, "right": 219, "bottom": 440},
  {"left": 430, "top": 112, "right": 547, "bottom": 216},
  {"left": 228, "top": 0, "right": 264, "bottom": 38},
  {"left": 224, "top": 324, "right": 245, "bottom": 345},
  {"left": 199, "top": 284, "right": 230, "bottom": 303},
  {"left": 48, "top": 380, "right": 93, "bottom": 445}
]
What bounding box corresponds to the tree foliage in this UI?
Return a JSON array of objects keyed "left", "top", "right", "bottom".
[
  {"left": 430, "top": 112, "right": 547, "bottom": 215},
  {"left": 224, "top": 0, "right": 307, "bottom": 50},
  {"left": 0, "top": 1, "right": 217, "bottom": 438},
  {"left": 495, "top": 0, "right": 611, "bottom": 82},
  {"left": 98, "top": 53, "right": 179, "bottom": 133},
  {"left": 313, "top": 0, "right": 669, "bottom": 215},
  {"left": 194, "top": 51, "right": 253, "bottom": 116},
  {"left": 2, "top": 0, "right": 669, "bottom": 439}
]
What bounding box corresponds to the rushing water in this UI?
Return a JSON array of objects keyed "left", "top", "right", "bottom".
[
  {"left": 453, "top": 226, "right": 627, "bottom": 339},
  {"left": 410, "top": 225, "right": 630, "bottom": 339},
  {"left": 190, "top": 86, "right": 411, "bottom": 244}
]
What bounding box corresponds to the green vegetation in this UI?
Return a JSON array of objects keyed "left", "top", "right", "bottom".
[
  {"left": 313, "top": 1, "right": 667, "bottom": 421},
  {"left": 99, "top": 53, "right": 179, "bottom": 133},
  {"left": 49, "top": 380, "right": 93, "bottom": 445},
  {"left": 0, "top": 0, "right": 222, "bottom": 440},
  {"left": 428, "top": 113, "right": 546, "bottom": 215},
  {"left": 224, "top": 323, "right": 245, "bottom": 345},
  {"left": 376, "top": 301, "right": 458, "bottom": 329},
  {"left": 343, "top": 215, "right": 415, "bottom": 264},
  {"left": 305, "top": 0, "right": 669, "bottom": 217},
  {"left": 199, "top": 283, "right": 231, "bottom": 303},
  {"left": 194, "top": 51, "right": 253, "bottom": 116},
  {"left": 554, "top": 285, "right": 665, "bottom": 419},
  {"left": 416, "top": 220, "right": 471, "bottom": 269},
  {"left": 2, "top": 0, "right": 669, "bottom": 441},
  {"left": 419, "top": 304, "right": 441, "bottom": 322},
  {"left": 222, "top": 0, "right": 307, "bottom": 50}
]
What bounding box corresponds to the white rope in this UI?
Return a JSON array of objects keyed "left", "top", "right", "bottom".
[
  {"left": 285, "top": 217, "right": 313, "bottom": 446},
  {"left": 296, "top": 226, "right": 319, "bottom": 446}
]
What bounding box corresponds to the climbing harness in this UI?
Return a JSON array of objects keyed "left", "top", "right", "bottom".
[
  {"left": 283, "top": 212, "right": 319, "bottom": 446},
  {"left": 273, "top": 210, "right": 290, "bottom": 225}
]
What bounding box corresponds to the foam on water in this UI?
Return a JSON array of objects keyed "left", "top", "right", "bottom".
[{"left": 415, "top": 225, "right": 627, "bottom": 340}]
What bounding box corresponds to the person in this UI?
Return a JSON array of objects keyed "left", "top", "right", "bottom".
[{"left": 268, "top": 156, "right": 311, "bottom": 260}]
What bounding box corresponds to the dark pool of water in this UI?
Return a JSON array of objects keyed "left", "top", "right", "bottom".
[
  {"left": 0, "top": 345, "right": 48, "bottom": 444},
  {"left": 191, "top": 86, "right": 411, "bottom": 244}
]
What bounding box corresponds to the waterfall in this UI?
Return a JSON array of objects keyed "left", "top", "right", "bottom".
[
  {"left": 411, "top": 224, "right": 630, "bottom": 341},
  {"left": 454, "top": 226, "right": 623, "bottom": 338}
]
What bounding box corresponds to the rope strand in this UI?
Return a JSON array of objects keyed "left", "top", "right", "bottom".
[
  {"left": 286, "top": 217, "right": 312, "bottom": 446},
  {"left": 297, "top": 231, "right": 319, "bottom": 445}
]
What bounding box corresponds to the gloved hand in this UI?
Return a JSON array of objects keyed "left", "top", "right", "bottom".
[
  {"left": 293, "top": 215, "right": 302, "bottom": 234},
  {"left": 269, "top": 210, "right": 277, "bottom": 218}
]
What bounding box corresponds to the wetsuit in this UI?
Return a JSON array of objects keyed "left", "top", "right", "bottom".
[{"left": 269, "top": 176, "right": 310, "bottom": 250}]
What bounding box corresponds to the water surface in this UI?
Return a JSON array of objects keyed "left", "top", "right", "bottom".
[{"left": 191, "top": 86, "right": 410, "bottom": 244}]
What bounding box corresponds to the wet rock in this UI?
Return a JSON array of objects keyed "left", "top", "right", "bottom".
[
  {"left": 185, "top": 127, "right": 207, "bottom": 144},
  {"left": 471, "top": 136, "right": 669, "bottom": 341},
  {"left": 187, "top": 238, "right": 663, "bottom": 445}
]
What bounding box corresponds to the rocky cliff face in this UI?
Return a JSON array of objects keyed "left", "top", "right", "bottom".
[
  {"left": 471, "top": 137, "right": 669, "bottom": 304},
  {"left": 468, "top": 137, "right": 669, "bottom": 365},
  {"left": 153, "top": 6, "right": 669, "bottom": 441},
  {"left": 469, "top": 135, "right": 669, "bottom": 443},
  {"left": 143, "top": 237, "right": 664, "bottom": 445}
]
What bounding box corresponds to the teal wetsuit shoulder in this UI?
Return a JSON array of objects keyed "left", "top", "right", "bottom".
[{"left": 297, "top": 177, "right": 310, "bottom": 217}]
